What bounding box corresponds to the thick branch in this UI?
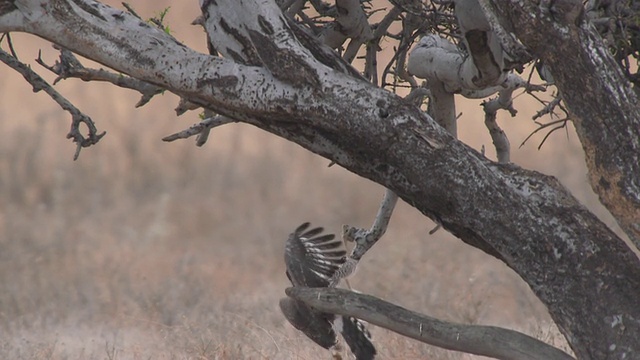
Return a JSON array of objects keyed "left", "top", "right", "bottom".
[
  {"left": 287, "top": 287, "right": 574, "bottom": 360},
  {"left": 319, "top": 0, "right": 373, "bottom": 63},
  {"left": 2, "top": 1, "right": 639, "bottom": 358},
  {"left": 491, "top": 0, "right": 640, "bottom": 252},
  {"left": 454, "top": 0, "right": 506, "bottom": 87}
]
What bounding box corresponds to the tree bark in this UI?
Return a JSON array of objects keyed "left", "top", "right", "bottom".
[
  {"left": 490, "top": 0, "right": 640, "bottom": 251},
  {"left": 1, "top": 1, "right": 639, "bottom": 358},
  {"left": 287, "top": 287, "right": 575, "bottom": 360}
]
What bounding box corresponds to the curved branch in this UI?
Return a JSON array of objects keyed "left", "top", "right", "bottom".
[
  {"left": 0, "top": 44, "right": 105, "bottom": 159},
  {"left": 287, "top": 287, "right": 574, "bottom": 360}
]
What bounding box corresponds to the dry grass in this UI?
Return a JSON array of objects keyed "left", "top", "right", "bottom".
[
  {"left": 0, "top": 2, "right": 612, "bottom": 359},
  {"left": 0, "top": 116, "right": 572, "bottom": 360}
]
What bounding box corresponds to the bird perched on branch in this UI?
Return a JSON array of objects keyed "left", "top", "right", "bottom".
[{"left": 279, "top": 222, "right": 376, "bottom": 360}]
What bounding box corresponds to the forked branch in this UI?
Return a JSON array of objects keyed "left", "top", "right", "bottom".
[{"left": 162, "top": 113, "right": 235, "bottom": 146}]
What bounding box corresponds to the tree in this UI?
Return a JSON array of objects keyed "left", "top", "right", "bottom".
[{"left": 1, "top": 0, "right": 638, "bottom": 359}]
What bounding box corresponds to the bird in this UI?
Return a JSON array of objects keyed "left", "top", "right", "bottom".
[{"left": 279, "top": 222, "right": 376, "bottom": 360}]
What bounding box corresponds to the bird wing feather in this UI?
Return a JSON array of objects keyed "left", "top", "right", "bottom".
[
  {"left": 282, "top": 222, "right": 377, "bottom": 359},
  {"left": 284, "top": 222, "right": 346, "bottom": 288}
]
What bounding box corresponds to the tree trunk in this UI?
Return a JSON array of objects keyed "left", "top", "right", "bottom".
[{"left": 490, "top": 0, "right": 640, "bottom": 250}]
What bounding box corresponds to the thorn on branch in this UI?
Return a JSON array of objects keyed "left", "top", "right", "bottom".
[{"left": 0, "top": 32, "right": 18, "bottom": 58}]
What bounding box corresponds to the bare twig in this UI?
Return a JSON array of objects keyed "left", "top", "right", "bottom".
[
  {"left": 162, "top": 115, "right": 235, "bottom": 146},
  {"left": 481, "top": 86, "right": 519, "bottom": 164},
  {"left": 121, "top": 2, "right": 142, "bottom": 20},
  {"left": 0, "top": 46, "right": 105, "bottom": 160},
  {"left": 522, "top": 90, "right": 570, "bottom": 150},
  {"left": 287, "top": 287, "right": 575, "bottom": 360},
  {"left": 364, "top": 6, "right": 402, "bottom": 84},
  {"left": 520, "top": 118, "right": 570, "bottom": 150},
  {"left": 37, "top": 49, "right": 163, "bottom": 107},
  {"left": 532, "top": 95, "right": 563, "bottom": 121},
  {"left": 0, "top": 32, "right": 18, "bottom": 58}
]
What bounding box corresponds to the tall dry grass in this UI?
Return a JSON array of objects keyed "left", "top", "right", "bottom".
[{"left": 0, "top": 2, "right": 617, "bottom": 358}]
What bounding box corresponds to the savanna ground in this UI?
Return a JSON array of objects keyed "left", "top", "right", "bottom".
[{"left": 0, "top": 2, "right": 621, "bottom": 359}]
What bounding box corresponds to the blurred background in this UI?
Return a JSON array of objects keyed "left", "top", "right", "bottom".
[{"left": 0, "top": 1, "right": 624, "bottom": 359}]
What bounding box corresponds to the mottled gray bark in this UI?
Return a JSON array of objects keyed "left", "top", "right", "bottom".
[
  {"left": 1, "top": 1, "right": 639, "bottom": 359},
  {"left": 490, "top": 0, "right": 640, "bottom": 252}
]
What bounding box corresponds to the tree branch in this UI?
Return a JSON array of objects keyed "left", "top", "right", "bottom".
[
  {"left": 483, "top": 100, "right": 511, "bottom": 163},
  {"left": 287, "top": 287, "right": 575, "bottom": 360},
  {"left": 36, "top": 48, "right": 163, "bottom": 107},
  {"left": 330, "top": 188, "right": 399, "bottom": 286},
  {"left": 2, "top": 1, "right": 639, "bottom": 357},
  {"left": 319, "top": 0, "right": 373, "bottom": 63},
  {"left": 491, "top": 0, "right": 640, "bottom": 252},
  {"left": 0, "top": 44, "right": 105, "bottom": 159},
  {"left": 162, "top": 114, "right": 235, "bottom": 145}
]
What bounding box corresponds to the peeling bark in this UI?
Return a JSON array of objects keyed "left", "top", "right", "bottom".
[{"left": 454, "top": 0, "right": 506, "bottom": 87}]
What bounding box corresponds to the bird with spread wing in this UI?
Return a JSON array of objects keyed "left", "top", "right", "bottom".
[{"left": 279, "top": 222, "right": 376, "bottom": 360}]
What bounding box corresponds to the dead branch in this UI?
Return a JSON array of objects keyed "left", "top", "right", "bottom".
[
  {"left": 287, "top": 287, "right": 575, "bottom": 360},
  {"left": 532, "top": 95, "right": 563, "bottom": 121},
  {"left": 37, "top": 48, "right": 163, "bottom": 107},
  {"left": 0, "top": 45, "right": 104, "bottom": 160},
  {"left": 162, "top": 115, "right": 235, "bottom": 145},
  {"left": 520, "top": 118, "right": 570, "bottom": 150}
]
